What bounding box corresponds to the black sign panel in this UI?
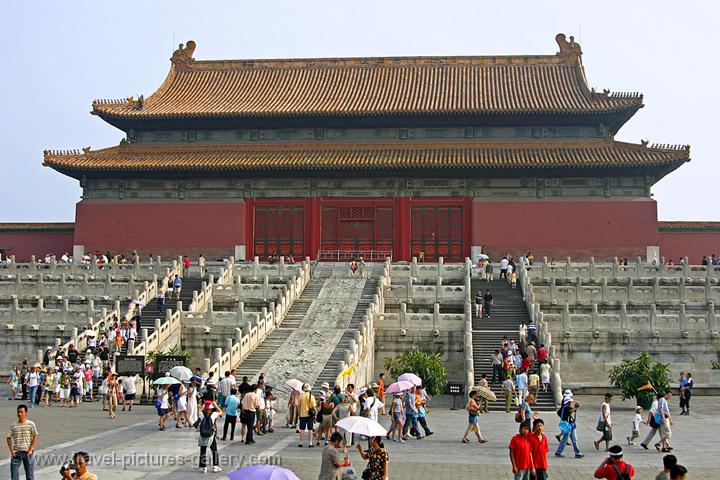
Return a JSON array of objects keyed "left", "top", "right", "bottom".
[
  {"left": 154, "top": 355, "right": 187, "bottom": 379},
  {"left": 115, "top": 355, "right": 145, "bottom": 376},
  {"left": 446, "top": 383, "right": 464, "bottom": 395}
]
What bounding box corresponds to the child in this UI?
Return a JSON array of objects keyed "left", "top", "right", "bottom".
[
  {"left": 509, "top": 420, "right": 535, "bottom": 480},
  {"left": 511, "top": 271, "right": 518, "bottom": 289},
  {"left": 628, "top": 406, "right": 644, "bottom": 445}
]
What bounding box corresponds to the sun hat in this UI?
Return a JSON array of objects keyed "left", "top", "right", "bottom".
[{"left": 321, "top": 382, "right": 330, "bottom": 389}]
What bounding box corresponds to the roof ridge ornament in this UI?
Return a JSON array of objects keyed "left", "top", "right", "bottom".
[
  {"left": 171, "top": 40, "right": 197, "bottom": 68},
  {"left": 555, "top": 33, "right": 582, "bottom": 62}
]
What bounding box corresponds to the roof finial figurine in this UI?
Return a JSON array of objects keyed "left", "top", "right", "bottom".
[
  {"left": 555, "top": 33, "right": 582, "bottom": 60},
  {"left": 171, "top": 40, "right": 197, "bottom": 68}
]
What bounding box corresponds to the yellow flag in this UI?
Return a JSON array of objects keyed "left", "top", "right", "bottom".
[
  {"left": 337, "top": 363, "right": 356, "bottom": 378},
  {"left": 637, "top": 383, "right": 654, "bottom": 391}
]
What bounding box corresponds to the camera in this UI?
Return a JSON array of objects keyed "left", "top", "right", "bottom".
[{"left": 60, "top": 462, "right": 77, "bottom": 475}]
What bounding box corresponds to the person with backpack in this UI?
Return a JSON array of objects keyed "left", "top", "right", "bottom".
[
  {"left": 196, "top": 400, "right": 222, "bottom": 474},
  {"left": 554, "top": 397, "right": 584, "bottom": 458},
  {"left": 593, "top": 445, "right": 635, "bottom": 479}
]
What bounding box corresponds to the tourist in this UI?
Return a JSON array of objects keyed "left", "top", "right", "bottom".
[
  {"left": 197, "top": 401, "right": 222, "bottom": 473},
  {"left": 356, "top": 436, "right": 389, "bottom": 480},
  {"left": 627, "top": 406, "right": 644, "bottom": 445},
  {"left": 6, "top": 404, "right": 39, "bottom": 480},
  {"left": 486, "top": 262, "right": 494, "bottom": 281},
  {"left": 187, "top": 377, "right": 199, "bottom": 426},
  {"left": 255, "top": 379, "right": 267, "bottom": 435},
  {"left": 58, "top": 370, "right": 71, "bottom": 407},
  {"left": 173, "top": 274, "right": 182, "bottom": 300},
  {"left": 238, "top": 375, "right": 251, "bottom": 396},
  {"left": 462, "top": 390, "right": 487, "bottom": 443},
  {"left": 655, "top": 454, "right": 677, "bottom": 480},
  {"left": 365, "top": 385, "right": 382, "bottom": 422},
  {"left": 218, "top": 371, "right": 232, "bottom": 408},
  {"left": 287, "top": 385, "right": 300, "bottom": 430},
  {"left": 331, "top": 394, "right": 354, "bottom": 447},
  {"left": 516, "top": 369, "right": 529, "bottom": 402},
  {"left": 241, "top": 384, "right": 260, "bottom": 445},
  {"left": 25, "top": 366, "right": 39, "bottom": 409},
  {"left": 41, "top": 368, "right": 53, "bottom": 407},
  {"left": 554, "top": 396, "right": 584, "bottom": 458},
  {"left": 593, "top": 445, "right": 635, "bottom": 479},
  {"left": 483, "top": 289, "right": 494, "bottom": 318},
  {"left": 175, "top": 381, "right": 190, "bottom": 428},
  {"left": 594, "top": 393, "right": 614, "bottom": 452},
  {"left": 318, "top": 388, "right": 336, "bottom": 446},
  {"left": 679, "top": 372, "right": 692, "bottom": 415},
  {"left": 377, "top": 373, "right": 386, "bottom": 413},
  {"left": 498, "top": 256, "right": 509, "bottom": 279},
  {"left": 59, "top": 451, "right": 97, "bottom": 480},
  {"left": 670, "top": 465, "right": 687, "bottom": 480},
  {"left": 265, "top": 385, "right": 277, "bottom": 433},
  {"left": 198, "top": 254, "right": 206, "bottom": 277},
  {"left": 402, "top": 385, "right": 421, "bottom": 440},
  {"left": 157, "top": 384, "right": 171, "bottom": 430},
  {"left": 518, "top": 393, "right": 536, "bottom": 423},
  {"left": 298, "top": 383, "right": 317, "bottom": 448},
  {"left": 657, "top": 390, "right": 673, "bottom": 452},
  {"left": 386, "top": 392, "right": 405, "bottom": 443},
  {"left": 349, "top": 258, "right": 358, "bottom": 277},
  {"left": 121, "top": 375, "right": 136, "bottom": 412},
  {"left": 539, "top": 361, "right": 551, "bottom": 392},
  {"left": 221, "top": 388, "right": 240, "bottom": 440},
  {"left": 156, "top": 289, "right": 165, "bottom": 314},
  {"left": 318, "top": 431, "right": 345, "bottom": 480},
  {"left": 509, "top": 420, "right": 535, "bottom": 480},
  {"left": 183, "top": 255, "right": 191, "bottom": 276},
  {"left": 529, "top": 419, "right": 549, "bottom": 480},
  {"left": 503, "top": 375, "right": 516, "bottom": 413},
  {"left": 491, "top": 350, "right": 503, "bottom": 384},
  {"left": 8, "top": 364, "right": 20, "bottom": 400},
  {"left": 474, "top": 290, "right": 483, "bottom": 318}
]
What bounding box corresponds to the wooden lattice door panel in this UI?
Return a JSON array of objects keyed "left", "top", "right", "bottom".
[
  {"left": 254, "top": 205, "right": 304, "bottom": 258},
  {"left": 411, "top": 204, "right": 464, "bottom": 261}
]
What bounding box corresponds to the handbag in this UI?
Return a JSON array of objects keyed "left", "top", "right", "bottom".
[
  {"left": 596, "top": 420, "right": 606, "bottom": 432},
  {"left": 361, "top": 468, "right": 371, "bottom": 480},
  {"left": 559, "top": 420, "right": 572, "bottom": 435},
  {"left": 514, "top": 410, "right": 523, "bottom": 423}
]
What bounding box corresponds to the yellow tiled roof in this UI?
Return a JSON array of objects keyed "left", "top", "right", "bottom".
[
  {"left": 658, "top": 221, "right": 720, "bottom": 232},
  {"left": 91, "top": 40, "right": 642, "bottom": 120},
  {"left": 43, "top": 140, "right": 689, "bottom": 175}
]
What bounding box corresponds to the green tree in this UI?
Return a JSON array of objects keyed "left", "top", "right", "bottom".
[
  {"left": 608, "top": 352, "right": 670, "bottom": 408},
  {"left": 384, "top": 350, "right": 447, "bottom": 396}
]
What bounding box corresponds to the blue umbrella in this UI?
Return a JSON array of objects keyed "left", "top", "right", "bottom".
[{"left": 226, "top": 465, "right": 300, "bottom": 480}]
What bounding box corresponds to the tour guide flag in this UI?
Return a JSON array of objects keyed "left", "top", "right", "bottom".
[
  {"left": 637, "top": 383, "right": 655, "bottom": 392},
  {"left": 337, "top": 363, "right": 356, "bottom": 378}
]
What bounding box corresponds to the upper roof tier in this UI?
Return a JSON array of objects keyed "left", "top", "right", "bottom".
[{"left": 91, "top": 35, "right": 644, "bottom": 133}]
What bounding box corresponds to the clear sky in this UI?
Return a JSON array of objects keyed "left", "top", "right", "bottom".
[{"left": 1, "top": 0, "right": 717, "bottom": 222}]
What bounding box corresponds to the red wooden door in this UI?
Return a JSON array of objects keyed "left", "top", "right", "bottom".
[
  {"left": 320, "top": 204, "right": 394, "bottom": 260},
  {"left": 411, "top": 204, "right": 464, "bottom": 261},
  {"left": 254, "top": 205, "right": 305, "bottom": 259}
]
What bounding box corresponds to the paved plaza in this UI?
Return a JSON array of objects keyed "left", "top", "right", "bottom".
[{"left": 1, "top": 391, "right": 717, "bottom": 479}]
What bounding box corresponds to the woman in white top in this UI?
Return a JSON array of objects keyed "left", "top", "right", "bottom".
[
  {"left": 175, "top": 382, "right": 190, "bottom": 428},
  {"left": 187, "top": 380, "right": 199, "bottom": 426},
  {"left": 540, "top": 361, "right": 551, "bottom": 392}
]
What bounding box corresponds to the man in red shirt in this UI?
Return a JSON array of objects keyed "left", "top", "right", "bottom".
[
  {"left": 509, "top": 420, "right": 535, "bottom": 480},
  {"left": 594, "top": 445, "right": 635, "bottom": 479},
  {"left": 528, "top": 419, "right": 549, "bottom": 480},
  {"left": 537, "top": 344, "right": 548, "bottom": 363},
  {"left": 183, "top": 255, "right": 191, "bottom": 276}
]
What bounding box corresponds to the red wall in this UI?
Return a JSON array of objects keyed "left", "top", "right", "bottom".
[
  {"left": 658, "top": 232, "right": 720, "bottom": 264},
  {"left": 0, "top": 232, "right": 74, "bottom": 262},
  {"left": 472, "top": 198, "right": 660, "bottom": 260},
  {"left": 74, "top": 199, "right": 246, "bottom": 260}
]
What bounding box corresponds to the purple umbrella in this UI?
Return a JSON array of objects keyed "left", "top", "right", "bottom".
[{"left": 226, "top": 465, "right": 300, "bottom": 480}]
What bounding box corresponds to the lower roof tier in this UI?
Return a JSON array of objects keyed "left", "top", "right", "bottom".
[{"left": 43, "top": 138, "right": 689, "bottom": 180}]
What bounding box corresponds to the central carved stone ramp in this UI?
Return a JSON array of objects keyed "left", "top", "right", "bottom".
[
  {"left": 312, "top": 276, "right": 379, "bottom": 391},
  {"left": 235, "top": 274, "right": 326, "bottom": 380},
  {"left": 471, "top": 278, "right": 555, "bottom": 411}
]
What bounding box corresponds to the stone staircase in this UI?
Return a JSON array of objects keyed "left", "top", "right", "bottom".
[
  {"left": 312, "top": 278, "right": 378, "bottom": 391},
  {"left": 121, "top": 275, "right": 206, "bottom": 354},
  {"left": 235, "top": 274, "right": 327, "bottom": 380},
  {"left": 471, "top": 278, "right": 555, "bottom": 411}
]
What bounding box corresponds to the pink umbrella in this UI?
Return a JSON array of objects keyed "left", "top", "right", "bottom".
[
  {"left": 398, "top": 373, "right": 422, "bottom": 386},
  {"left": 285, "top": 378, "right": 303, "bottom": 391},
  {"left": 385, "top": 380, "right": 415, "bottom": 394}
]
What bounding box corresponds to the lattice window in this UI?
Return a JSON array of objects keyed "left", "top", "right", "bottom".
[{"left": 339, "top": 206, "right": 374, "bottom": 220}]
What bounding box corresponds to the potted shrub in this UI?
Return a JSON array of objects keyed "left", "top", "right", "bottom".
[
  {"left": 384, "top": 350, "right": 447, "bottom": 396},
  {"left": 608, "top": 352, "right": 670, "bottom": 409}
]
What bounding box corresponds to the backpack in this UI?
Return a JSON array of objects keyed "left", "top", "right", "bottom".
[
  {"left": 199, "top": 415, "right": 214, "bottom": 438},
  {"left": 611, "top": 463, "right": 631, "bottom": 480}
]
